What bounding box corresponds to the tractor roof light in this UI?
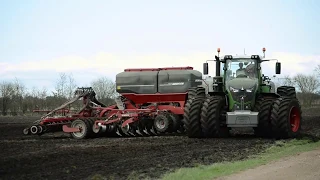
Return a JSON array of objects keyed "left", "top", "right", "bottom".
[
  {"left": 224, "top": 55, "right": 233, "bottom": 60},
  {"left": 217, "top": 48, "right": 221, "bottom": 53},
  {"left": 251, "top": 55, "right": 260, "bottom": 59},
  {"left": 262, "top": 47, "right": 266, "bottom": 52}
]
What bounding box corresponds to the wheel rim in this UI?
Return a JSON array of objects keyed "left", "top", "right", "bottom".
[
  {"left": 155, "top": 118, "right": 166, "bottom": 130},
  {"left": 289, "top": 106, "right": 300, "bottom": 132},
  {"left": 23, "top": 128, "right": 29, "bottom": 135},
  {"left": 71, "top": 121, "right": 86, "bottom": 138},
  {"left": 30, "top": 126, "right": 38, "bottom": 134}
]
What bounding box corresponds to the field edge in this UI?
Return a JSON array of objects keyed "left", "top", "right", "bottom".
[{"left": 161, "top": 138, "right": 320, "bottom": 180}]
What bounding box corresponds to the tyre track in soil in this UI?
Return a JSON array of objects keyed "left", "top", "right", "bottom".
[{"left": 0, "top": 114, "right": 319, "bottom": 180}]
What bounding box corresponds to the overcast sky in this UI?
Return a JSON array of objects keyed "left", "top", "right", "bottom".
[{"left": 1, "top": 0, "right": 320, "bottom": 92}]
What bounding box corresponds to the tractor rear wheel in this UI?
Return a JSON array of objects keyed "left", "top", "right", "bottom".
[
  {"left": 200, "top": 96, "right": 228, "bottom": 138},
  {"left": 183, "top": 87, "right": 206, "bottom": 132},
  {"left": 253, "top": 98, "right": 275, "bottom": 138},
  {"left": 277, "top": 86, "right": 296, "bottom": 98},
  {"left": 276, "top": 86, "right": 302, "bottom": 118},
  {"left": 187, "top": 95, "right": 206, "bottom": 138},
  {"left": 270, "top": 97, "right": 302, "bottom": 139}
]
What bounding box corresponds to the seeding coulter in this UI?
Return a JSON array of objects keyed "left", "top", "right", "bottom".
[{"left": 23, "top": 67, "right": 205, "bottom": 139}]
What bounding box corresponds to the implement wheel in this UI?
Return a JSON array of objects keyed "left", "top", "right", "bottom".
[
  {"left": 154, "top": 113, "right": 173, "bottom": 133},
  {"left": 70, "top": 119, "right": 91, "bottom": 139}
]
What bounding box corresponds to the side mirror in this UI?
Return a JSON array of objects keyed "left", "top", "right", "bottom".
[
  {"left": 275, "top": 62, "right": 281, "bottom": 74},
  {"left": 203, "top": 63, "right": 209, "bottom": 75}
]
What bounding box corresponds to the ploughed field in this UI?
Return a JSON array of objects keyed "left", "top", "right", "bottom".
[{"left": 0, "top": 109, "right": 320, "bottom": 180}]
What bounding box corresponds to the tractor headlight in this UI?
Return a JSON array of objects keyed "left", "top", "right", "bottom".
[
  {"left": 246, "top": 87, "right": 254, "bottom": 92},
  {"left": 229, "top": 86, "right": 239, "bottom": 92}
]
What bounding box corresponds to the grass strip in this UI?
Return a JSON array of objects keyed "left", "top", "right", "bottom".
[{"left": 162, "top": 138, "right": 320, "bottom": 180}]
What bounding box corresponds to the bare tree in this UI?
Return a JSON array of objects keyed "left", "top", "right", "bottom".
[
  {"left": 55, "top": 73, "right": 67, "bottom": 98},
  {"left": 38, "top": 87, "right": 48, "bottom": 109},
  {"left": 291, "top": 73, "right": 320, "bottom": 106},
  {"left": 279, "top": 75, "right": 295, "bottom": 86},
  {"left": 314, "top": 64, "right": 320, "bottom": 76},
  {"left": 293, "top": 74, "right": 319, "bottom": 93},
  {"left": 11, "top": 78, "right": 26, "bottom": 115},
  {"left": 0, "top": 75, "right": 78, "bottom": 115},
  {"left": 29, "top": 86, "right": 40, "bottom": 110},
  {"left": 0, "top": 81, "right": 15, "bottom": 115},
  {"left": 54, "top": 72, "right": 77, "bottom": 99},
  {"left": 91, "top": 77, "right": 116, "bottom": 104},
  {"left": 66, "top": 73, "right": 77, "bottom": 99}
]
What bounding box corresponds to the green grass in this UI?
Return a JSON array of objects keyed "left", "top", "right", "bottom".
[{"left": 161, "top": 138, "right": 320, "bottom": 180}]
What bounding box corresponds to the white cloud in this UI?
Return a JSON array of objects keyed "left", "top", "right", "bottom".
[
  {"left": 264, "top": 52, "right": 320, "bottom": 77},
  {"left": 1, "top": 51, "right": 319, "bottom": 90}
]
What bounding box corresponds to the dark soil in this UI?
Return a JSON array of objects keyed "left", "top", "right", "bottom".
[{"left": 0, "top": 110, "right": 319, "bottom": 180}]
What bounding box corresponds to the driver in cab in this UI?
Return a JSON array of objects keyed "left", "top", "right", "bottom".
[{"left": 236, "top": 63, "right": 247, "bottom": 76}]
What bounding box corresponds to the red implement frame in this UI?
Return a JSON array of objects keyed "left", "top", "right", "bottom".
[{"left": 25, "top": 66, "right": 195, "bottom": 135}]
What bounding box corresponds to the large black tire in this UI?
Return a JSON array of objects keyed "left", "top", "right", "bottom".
[
  {"left": 183, "top": 87, "right": 206, "bottom": 132},
  {"left": 253, "top": 98, "right": 275, "bottom": 138},
  {"left": 200, "top": 96, "right": 228, "bottom": 138},
  {"left": 154, "top": 113, "right": 173, "bottom": 133},
  {"left": 187, "top": 96, "right": 206, "bottom": 138},
  {"left": 277, "top": 86, "right": 296, "bottom": 98},
  {"left": 276, "top": 85, "right": 302, "bottom": 119},
  {"left": 270, "top": 97, "right": 302, "bottom": 139}
]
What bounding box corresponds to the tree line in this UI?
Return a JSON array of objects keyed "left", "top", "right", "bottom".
[
  {"left": 0, "top": 73, "right": 117, "bottom": 116},
  {"left": 1, "top": 65, "right": 320, "bottom": 116},
  {"left": 276, "top": 64, "right": 320, "bottom": 106}
]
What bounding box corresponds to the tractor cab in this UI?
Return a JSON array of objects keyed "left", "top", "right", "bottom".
[{"left": 223, "top": 55, "right": 258, "bottom": 79}]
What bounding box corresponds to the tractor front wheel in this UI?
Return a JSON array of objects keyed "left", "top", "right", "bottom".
[
  {"left": 270, "top": 97, "right": 302, "bottom": 139},
  {"left": 253, "top": 98, "right": 275, "bottom": 138},
  {"left": 186, "top": 95, "right": 206, "bottom": 138},
  {"left": 183, "top": 87, "right": 206, "bottom": 132},
  {"left": 200, "top": 96, "right": 228, "bottom": 138}
]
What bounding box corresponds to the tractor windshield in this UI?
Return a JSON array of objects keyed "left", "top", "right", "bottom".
[
  {"left": 224, "top": 58, "right": 258, "bottom": 81},
  {"left": 224, "top": 58, "right": 259, "bottom": 108}
]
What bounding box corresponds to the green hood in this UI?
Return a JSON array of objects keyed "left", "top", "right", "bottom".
[{"left": 227, "top": 78, "right": 258, "bottom": 90}]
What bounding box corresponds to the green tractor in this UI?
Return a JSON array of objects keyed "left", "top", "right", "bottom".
[{"left": 183, "top": 48, "right": 302, "bottom": 139}]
